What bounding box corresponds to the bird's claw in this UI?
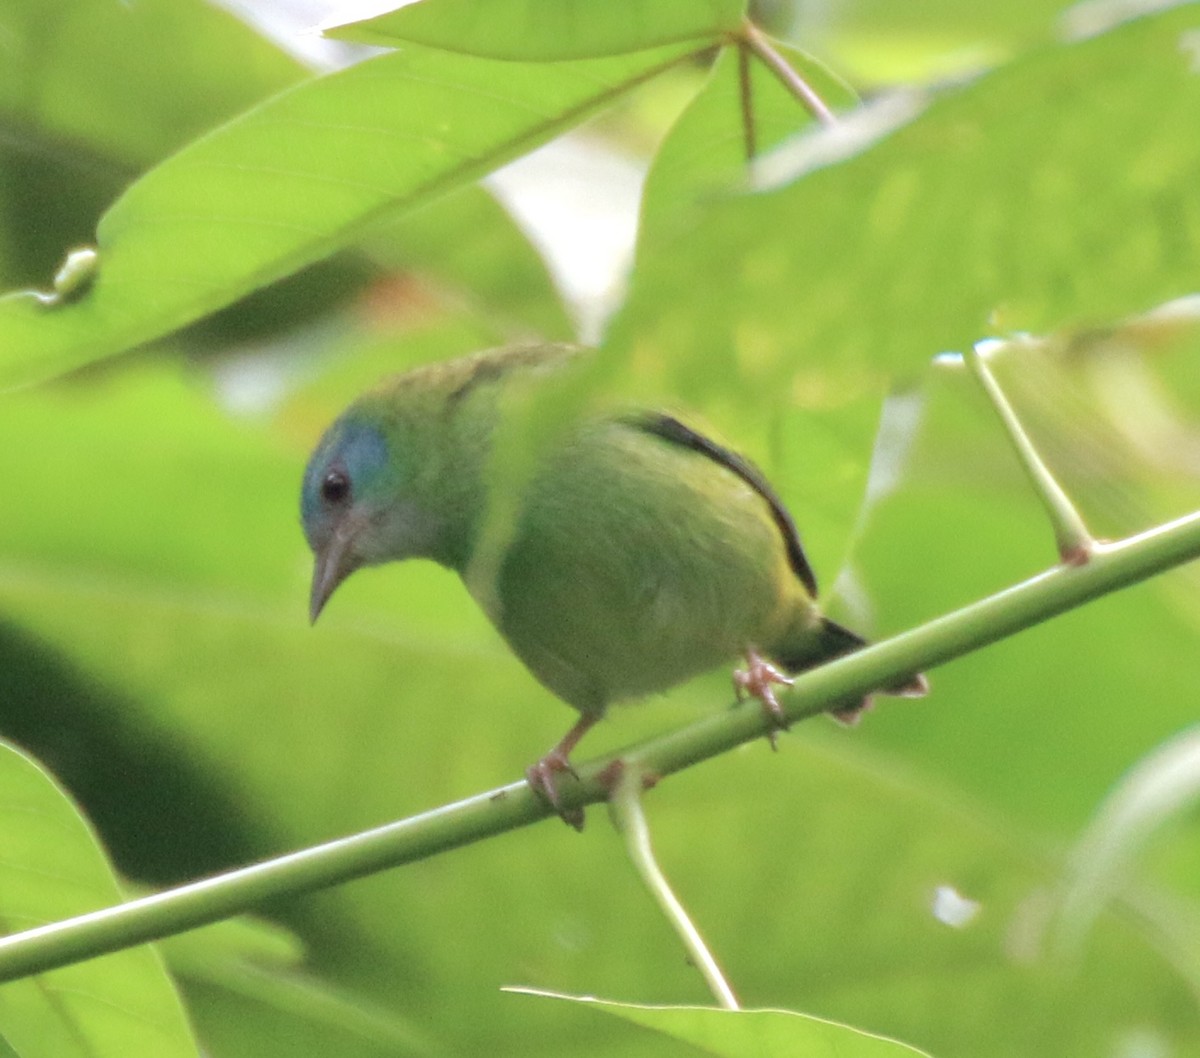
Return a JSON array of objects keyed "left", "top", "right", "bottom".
[
  {"left": 733, "top": 649, "right": 795, "bottom": 749},
  {"left": 526, "top": 753, "right": 585, "bottom": 830}
]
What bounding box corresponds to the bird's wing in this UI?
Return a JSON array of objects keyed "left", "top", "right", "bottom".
[{"left": 622, "top": 412, "right": 820, "bottom": 598}]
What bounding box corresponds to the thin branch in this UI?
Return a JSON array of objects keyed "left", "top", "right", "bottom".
[
  {"left": 966, "top": 341, "right": 1096, "bottom": 563},
  {"left": 737, "top": 42, "right": 757, "bottom": 161},
  {"left": 739, "top": 21, "right": 837, "bottom": 128},
  {"left": 608, "top": 761, "right": 739, "bottom": 1010},
  {"left": 1, "top": 507, "right": 1200, "bottom": 982}
]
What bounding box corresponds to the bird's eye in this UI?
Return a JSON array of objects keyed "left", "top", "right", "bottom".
[{"left": 321, "top": 469, "right": 351, "bottom": 505}]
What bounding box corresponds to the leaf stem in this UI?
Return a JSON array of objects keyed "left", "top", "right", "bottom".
[
  {"left": 1, "top": 507, "right": 1199, "bottom": 982},
  {"left": 737, "top": 42, "right": 757, "bottom": 161},
  {"left": 966, "top": 341, "right": 1095, "bottom": 563},
  {"left": 608, "top": 761, "right": 739, "bottom": 1010},
  {"left": 739, "top": 21, "right": 836, "bottom": 127}
]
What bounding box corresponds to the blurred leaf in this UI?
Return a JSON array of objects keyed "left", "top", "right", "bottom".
[
  {"left": 1052, "top": 726, "right": 1200, "bottom": 954},
  {"left": 326, "top": 0, "right": 746, "bottom": 59},
  {"left": 637, "top": 40, "right": 856, "bottom": 271},
  {"left": 509, "top": 990, "right": 934, "bottom": 1056},
  {"left": 364, "top": 183, "right": 575, "bottom": 342},
  {"left": 796, "top": 0, "right": 1074, "bottom": 83},
  {"left": 0, "top": 368, "right": 299, "bottom": 597},
  {"left": 0, "top": 741, "right": 198, "bottom": 1057},
  {"left": 162, "top": 917, "right": 433, "bottom": 1057},
  {"left": 0, "top": 0, "right": 304, "bottom": 164},
  {"left": 0, "top": 39, "right": 702, "bottom": 390},
  {"left": 611, "top": 5, "right": 1200, "bottom": 414},
  {"left": 0, "top": 0, "right": 305, "bottom": 284}
]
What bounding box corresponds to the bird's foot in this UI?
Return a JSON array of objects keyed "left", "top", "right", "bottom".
[
  {"left": 526, "top": 713, "right": 600, "bottom": 831},
  {"left": 733, "top": 649, "right": 795, "bottom": 750},
  {"left": 526, "top": 753, "right": 585, "bottom": 830}
]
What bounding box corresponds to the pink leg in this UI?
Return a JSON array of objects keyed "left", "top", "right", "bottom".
[
  {"left": 526, "top": 712, "right": 600, "bottom": 830},
  {"left": 733, "top": 649, "right": 795, "bottom": 748}
]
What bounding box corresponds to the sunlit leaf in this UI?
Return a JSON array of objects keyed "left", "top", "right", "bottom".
[
  {"left": 0, "top": 0, "right": 304, "bottom": 285},
  {"left": 0, "top": 39, "right": 702, "bottom": 390},
  {"left": 1052, "top": 726, "right": 1200, "bottom": 954},
  {"left": 326, "top": 0, "right": 746, "bottom": 59},
  {"left": 0, "top": 742, "right": 198, "bottom": 1057},
  {"left": 612, "top": 6, "right": 1200, "bottom": 393},
  {"left": 508, "top": 990, "right": 933, "bottom": 1056},
  {"left": 162, "top": 917, "right": 434, "bottom": 1056},
  {"left": 0, "top": 0, "right": 303, "bottom": 165},
  {"left": 365, "top": 184, "right": 575, "bottom": 342}
]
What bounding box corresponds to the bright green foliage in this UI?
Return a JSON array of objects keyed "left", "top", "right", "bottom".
[
  {"left": 327, "top": 0, "right": 747, "bottom": 59},
  {"left": 0, "top": 743, "right": 198, "bottom": 1057},
  {"left": 512, "top": 991, "right": 934, "bottom": 1055},
  {"left": 610, "top": 6, "right": 1200, "bottom": 398},
  {"left": 0, "top": 39, "right": 703, "bottom": 390},
  {"left": 804, "top": 0, "right": 1090, "bottom": 81},
  {"left": 2, "top": 2, "right": 1200, "bottom": 1057},
  {"left": 0, "top": 0, "right": 305, "bottom": 287}
]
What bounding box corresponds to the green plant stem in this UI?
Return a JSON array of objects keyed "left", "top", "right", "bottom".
[
  {"left": 739, "top": 21, "right": 836, "bottom": 127},
  {"left": 966, "top": 342, "right": 1095, "bottom": 562},
  {"left": 609, "top": 762, "right": 739, "bottom": 1010},
  {"left": 737, "top": 42, "right": 757, "bottom": 161},
  {"left": 1, "top": 507, "right": 1199, "bottom": 982}
]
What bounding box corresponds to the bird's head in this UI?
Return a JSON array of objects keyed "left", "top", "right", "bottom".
[{"left": 301, "top": 410, "right": 441, "bottom": 623}]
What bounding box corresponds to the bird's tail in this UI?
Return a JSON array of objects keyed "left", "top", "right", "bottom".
[{"left": 779, "top": 617, "right": 928, "bottom": 725}]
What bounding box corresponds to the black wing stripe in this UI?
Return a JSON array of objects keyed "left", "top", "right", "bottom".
[{"left": 627, "top": 412, "right": 820, "bottom": 598}]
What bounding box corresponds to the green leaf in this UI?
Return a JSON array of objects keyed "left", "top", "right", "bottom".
[
  {"left": 0, "top": 39, "right": 701, "bottom": 391},
  {"left": 804, "top": 0, "right": 1077, "bottom": 83},
  {"left": 508, "top": 990, "right": 934, "bottom": 1057},
  {"left": 637, "top": 40, "right": 856, "bottom": 262},
  {"left": 0, "top": 0, "right": 304, "bottom": 165},
  {"left": 1051, "top": 726, "right": 1200, "bottom": 954},
  {"left": 0, "top": 0, "right": 304, "bottom": 285},
  {"left": 162, "top": 917, "right": 435, "bottom": 1056},
  {"left": 365, "top": 184, "right": 575, "bottom": 341},
  {"left": 611, "top": 5, "right": 1200, "bottom": 393},
  {"left": 325, "top": 0, "right": 746, "bottom": 60},
  {"left": 0, "top": 742, "right": 198, "bottom": 1057}
]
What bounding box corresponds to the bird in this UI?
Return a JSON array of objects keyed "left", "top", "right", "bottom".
[{"left": 301, "top": 344, "right": 926, "bottom": 826}]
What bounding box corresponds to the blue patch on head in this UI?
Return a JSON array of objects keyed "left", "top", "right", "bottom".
[{"left": 301, "top": 416, "right": 390, "bottom": 532}]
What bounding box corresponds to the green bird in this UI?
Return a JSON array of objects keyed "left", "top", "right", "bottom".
[{"left": 302, "top": 344, "right": 926, "bottom": 823}]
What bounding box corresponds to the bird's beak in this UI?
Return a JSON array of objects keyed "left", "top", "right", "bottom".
[{"left": 309, "top": 525, "right": 358, "bottom": 624}]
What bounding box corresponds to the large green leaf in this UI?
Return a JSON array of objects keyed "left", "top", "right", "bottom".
[
  {"left": 0, "top": 742, "right": 198, "bottom": 1057},
  {"left": 799, "top": 0, "right": 1098, "bottom": 83},
  {"left": 0, "top": 0, "right": 305, "bottom": 285},
  {"left": 637, "top": 40, "right": 856, "bottom": 271},
  {"left": 365, "top": 184, "right": 575, "bottom": 342},
  {"left": 0, "top": 0, "right": 304, "bottom": 165},
  {"left": 326, "top": 0, "right": 746, "bottom": 60},
  {"left": 510, "top": 991, "right": 933, "bottom": 1056},
  {"left": 162, "top": 917, "right": 433, "bottom": 1057},
  {"left": 0, "top": 39, "right": 702, "bottom": 391},
  {"left": 610, "top": 5, "right": 1200, "bottom": 394}
]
